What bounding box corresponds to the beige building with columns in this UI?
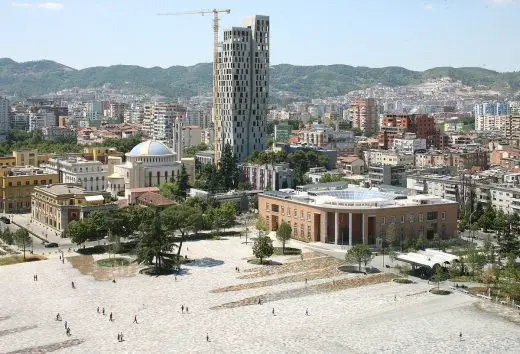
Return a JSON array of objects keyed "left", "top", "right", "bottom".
[{"left": 258, "top": 187, "right": 458, "bottom": 246}]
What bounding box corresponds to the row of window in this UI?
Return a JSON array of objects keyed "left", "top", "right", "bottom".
[
  {"left": 8, "top": 179, "right": 53, "bottom": 187},
  {"left": 381, "top": 211, "right": 446, "bottom": 225},
  {"left": 266, "top": 203, "right": 312, "bottom": 221}
]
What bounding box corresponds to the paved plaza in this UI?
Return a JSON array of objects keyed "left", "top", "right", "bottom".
[{"left": 1, "top": 236, "right": 519, "bottom": 353}]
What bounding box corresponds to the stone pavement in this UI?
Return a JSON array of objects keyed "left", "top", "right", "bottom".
[{"left": 0, "top": 236, "right": 519, "bottom": 353}]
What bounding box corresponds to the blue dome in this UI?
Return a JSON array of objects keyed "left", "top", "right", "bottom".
[{"left": 127, "top": 140, "right": 173, "bottom": 156}]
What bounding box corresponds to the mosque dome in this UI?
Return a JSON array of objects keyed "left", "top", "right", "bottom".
[{"left": 127, "top": 140, "right": 173, "bottom": 157}]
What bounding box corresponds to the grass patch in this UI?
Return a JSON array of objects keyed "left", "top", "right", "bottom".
[
  {"left": 0, "top": 255, "right": 46, "bottom": 266},
  {"left": 96, "top": 257, "right": 131, "bottom": 267},
  {"left": 430, "top": 289, "right": 451, "bottom": 295},
  {"left": 393, "top": 278, "right": 413, "bottom": 284},
  {"left": 273, "top": 247, "right": 302, "bottom": 256}
]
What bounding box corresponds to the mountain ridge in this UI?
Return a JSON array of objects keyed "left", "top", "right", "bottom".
[{"left": 1, "top": 58, "right": 518, "bottom": 99}]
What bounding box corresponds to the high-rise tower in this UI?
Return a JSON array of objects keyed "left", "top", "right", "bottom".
[{"left": 217, "top": 15, "right": 270, "bottom": 162}]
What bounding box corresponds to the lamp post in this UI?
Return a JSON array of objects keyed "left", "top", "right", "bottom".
[{"left": 468, "top": 210, "right": 477, "bottom": 244}]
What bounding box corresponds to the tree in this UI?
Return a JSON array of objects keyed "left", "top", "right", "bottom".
[
  {"left": 68, "top": 220, "right": 93, "bottom": 245},
  {"left": 136, "top": 209, "right": 173, "bottom": 271},
  {"left": 252, "top": 234, "right": 274, "bottom": 264},
  {"left": 465, "top": 244, "right": 487, "bottom": 278},
  {"left": 218, "top": 143, "right": 239, "bottom": 191},
  {"left": 384, "top": 224, "right": 398, "bottom": 249},
  {"left": 211, "top": 202, "right": 236, "bottom": 233},
  {"left": 433, "top": 265, "right": 444, "bottom": 290},
  {"left": 498, "top": 221, "right": 520, "bottom": 260},
  {"left": 255, "top": 216, "right": 269, "bottom": 237},
  {"left": 276, "top": 221, "right": 292, "bottom": 254},
  {"left": 319, "top": 173, "right": 344, "bottom": 183},
  {"left": 176, "top": 164, "right": 190, "bottom": 200},
  {"left": 501, "top": 255, "right": 520, "bottom": 301},
  {"left": 0, "top": 228, "right": 14, "bottom": 245},
  {"left": 159, "top": 182, "right": 181, "bottom": 202},
  {"left": 478, "top": 204, "right": 495, "bottom": 233},
  {"left": 161, "top": 204, "right": 203, "bottom": 265},
  {"left": 14, "top": 228, "right": 32, "bottom": 260},
  {"left": 345, "top": 244, "right": 373, "bottom": 272}
]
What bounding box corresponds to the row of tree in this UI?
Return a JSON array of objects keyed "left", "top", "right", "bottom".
[{"left": 0, "top": 228, "right": 33, "bottom": 259}]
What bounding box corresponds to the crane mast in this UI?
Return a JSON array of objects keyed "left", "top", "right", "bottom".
[{"left": 157, "top": 9, "right": 231, "bottom": 166}]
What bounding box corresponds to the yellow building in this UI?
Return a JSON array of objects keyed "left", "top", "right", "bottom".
[
  {"left": 0, "top": 156, "right": 16, "bottom": 167},
  {"left": 83, "top": 147, "right": 122, "bottom": 164},
  {"left": 0, "top": 166, "right": 58, "bottom": 213},
  {"left": 12, "top": 150, "right": 50, "bottom": 167},
  {"left": 31, "top": 184, "right": 116, "bottom": 236}
]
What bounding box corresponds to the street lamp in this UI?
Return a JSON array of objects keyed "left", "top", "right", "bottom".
[{"left": 468, "top": 210, "right": 477, "bottom": 244}]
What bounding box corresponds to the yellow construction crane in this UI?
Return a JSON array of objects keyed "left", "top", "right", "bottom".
[{"left": 157, "top": 9, "right": 231, "bottom": 166}]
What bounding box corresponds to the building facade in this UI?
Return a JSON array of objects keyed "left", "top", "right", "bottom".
[
  {"left": 0, "top": 166, "right": 57, "bottom": 213},
  {"left": 258, "top": 188, "right": 458, "bottom": 245},
  {"left": 218, "top": 15, "right": 270, "bottom": 162},
  {"left": 42, "top": 157, "right": 107, "bottom": 192},
  {"left": 31, "top": 184, "right": 116, "bottom": 237},
  {"left": 349, "top": 98, "right": 378, "bottom": 134},
  {"left": 474, "top": 102, "right": 510, "bottom": 117},
  {"left": 0, "top": 97, "right": 9, "bottom": 141},
  {"left": 150, "top": 103, "right": 187, "bottom": 159},
  {"left": 241, "top": 163, "right": 294, "bottom": 190}
]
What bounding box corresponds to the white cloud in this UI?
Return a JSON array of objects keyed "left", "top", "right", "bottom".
[
  {"left": 11, "top": 2, "right": 64, "bottom": 10},
  {"left": 424, "top": 3, "right": 433, "bottom": 11}
]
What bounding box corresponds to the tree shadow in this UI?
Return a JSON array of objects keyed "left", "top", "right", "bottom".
[{"left": 139, "top": 267, "right": 191, "bottom": 277}]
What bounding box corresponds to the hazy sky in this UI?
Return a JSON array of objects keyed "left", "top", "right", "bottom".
[{"left": 0, "top": 0, "right": 518, "bottom": 72}]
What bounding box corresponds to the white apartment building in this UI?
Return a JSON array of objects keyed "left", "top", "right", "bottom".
[
  {"left": 187, "top": 108, "right": 211, "bottom": 129},
  {"left": 475, "top": 115, "right": 507, "bottom": 132},
  {"left": 364, "top": 149, "right": 415, "bottom": 167},
  {"left": 148, "top": 103, "right": 187, "bottom": 160},
  {"left": 0, "top": 97, "right": 9, "bottom": 141},
  {"left": 124, "top": 104, "right": 144, "bottom": 124},
  {"left": 298, "top": 124, "right": 355, "bottom": 150},
  {"left": 218, "top": 15, "right": 270, "bottom": 162},
  {"left": 29, "top": 111, "right": 56, "bottom": 132},
  {"left": 241, "top": 162, "right": 293, "bottom": 190},
  {"left": 42, "top": 156, "right": 108, "bottom": 192},
  {"left": 41, "top": 127, "right": 76, "bottom": 141},
  {"left": 392, "top": 134, "right": 427, "bottom": 154},
  {"left": 183, "top": 125, "right": 202, "bottom": 149}
]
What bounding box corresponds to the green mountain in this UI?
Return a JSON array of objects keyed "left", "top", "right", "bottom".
[{"left": 0, "top": 58, "right": 519, "bottom": 98}]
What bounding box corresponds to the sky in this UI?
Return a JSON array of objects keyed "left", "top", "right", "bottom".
[{"left": 0, "top": 0, "right": 519, "bottom": 72}]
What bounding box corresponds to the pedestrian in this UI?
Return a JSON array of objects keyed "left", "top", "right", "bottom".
[
  {"left": 305, "top": 308, "right": 309, "bottom": 316},
  {"left": 175, "top": 275, "right": 177, "bottom": 281},
  {"left": 237, "top": 267, "right": 240, "bottom": 272},
  {"left": 97, "top": 307, "right": 99, "bottom": 314},
  {"left": 459, "top": 332, "right": 463, "bottom": 341},
  {"left": 206, "top": 333, "right": 210, "bottom": 342},
  {"left": 62, "top": 258, "right": 64, "bottom": 264},
  {"left": 64, "top": 321, "right": 68, "bottom": 329},
  {"left": 301, "top": 254, "right": 303, "bottom": 261},
  {"left": 258, "top": 298, "right": 262, "bottom": 305},
  {"left": 35, "top": 274, "right": 38, "bottom": 281},
  {"left": 117, "top": 333, "right": 121, "bottom": 342},
  {"left": 305, "top": 278, "right": 307, "bottom": 285},
  {"left": 56, "top": 313, "right": 61, "bottom": 321},
  {"left": 272, "top": 308, "right": 275, "bottom": 316},
  {"left": 71, "top": 281, "right": 75, "bottom": 289},
  {"left": 59, "top": 255, "right": 62, "bottom": 260},
  {"left": 181, "top": 305, "right": 184, "bottom": 314},
  {"left": 187, "top": 247, "right": 189, "bottom": 252},
  {"left": 120, "top": 332, "right": 124, "bottom": 342},
  {"left": 66, "top": 327, "right": 71, "bottom": 336},
  {"left": 102, "top": 307, "right": 105, "bottom": 315},
  {"left": 109, "top": 312, "right": 113, "bottom": 322},
  {"left": 186, "top": 306, "right": 189, "bottom": 314},
  {"left": 394, "top": 295, "right": 397, "bottom": 302},
  {"left": 133, "top": 315, "right": 138, "bottom": 324}
]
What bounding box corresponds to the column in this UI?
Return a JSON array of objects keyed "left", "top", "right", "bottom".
[
  {"left": 349, "top": 213, "right": 353, "bottom": 246},
  {"left": 321, "top": 211, "right": 327, "bottom": 243},
  {"left": 362, "top": 214, "right": 367, "bottom": 245},
  {"left": 335, "top": 211, "right": 339, "bottom": 245}
]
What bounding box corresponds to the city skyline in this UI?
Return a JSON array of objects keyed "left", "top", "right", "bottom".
[{"left": 0, "top": 0, "right": 519, "bottom": 72}]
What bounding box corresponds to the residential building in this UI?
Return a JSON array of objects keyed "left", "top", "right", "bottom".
[
  {"left": 363, "top": 149, "right": 415, "bottom": 167},
  {"left": 475, "top": 115, "right": 508, "bottom": 132},
  {"left": 349, "top": 98, "right": 378, "bottom": 134},
  {"left": 83, "top": 147, "right": 121, "bottom": 164},
  {"left": 337, "top": 156, "right": 365, "bottom": 175},
  {"left": 86, "top": 101, "right": 103, "bottom": 120},
  {"left": 258, "top": 187, "right": 457, "bottom": 244},
  {"left": 41, "top": 157, "right": 107, "bottom": 192},
  {"left": 368, "top": 164, "right": 406, "bottom": 187},
  {"left": 12, "top": 150, "right": 50, "bottom": 167},
  {"left": 10, "top": 112, "right": 29, "bottom": 131},
  {"left": 150, "top": 103, "right": 187, "bottom": 159},
  {"left": 379, "top": 113, "right": 438, "bottom": 149},
  {"left": 0, "top": 166, "right": 58, "bottom": 213},
  {"left": 241, "top": 163, "right": 294, "bottom": 190},
  {"left": 0, "top": 97, "right": 10, "bottom": 141},
  {"left": 414, "top": 149, "right": 488, "bottom": 170},
  {"left": 297, "top": 123, "right": 355, "bottom": 151},
  {"left": 274, "top": 122, "right": 292, "bottom": 142},
  {"left": 0, "top": 156, "right": 16, "bottom": 167},
  {"left": 29, "top": 111, "right": 56, "bottom": 131},
  {"left": 218, "top": 15, "right": 270, "bottom": 162},
  {"left": 182, "top": 125, "right": 202, "bottom": 150},
  {"left": 195, "top": 150, "right": 215, "bottom": 165},
  {"left": 392, "top": 133, "right": 427, "bottom": 154},
  {"left": 123, "top": 104, "right": 144, "bottom": 124},
  {"left": 306, "top": 167, "right": 344, "bottom": 184},
  {"left": 474, "top": 102, "right": 510, "bottom": 117},
  {"left": 187, "top": 108, "right": 211, "bottom": 129},
  {"left": 31, "top": 184, "right": 116, "bottom": 237},
  {"left": 41, "top": 126, "right": 76, "bottom": 141}
]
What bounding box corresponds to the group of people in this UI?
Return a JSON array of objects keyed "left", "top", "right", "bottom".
[
  {"left": 33, "top": 274, "right": 38, "bottom": 281},
  {"left": 55, "top": 313, "right": 70, "bottom": 336},
  {"left": 96, "top": 306, "right": 114, "bottom": 321},
  {"left": 181, "top": 304, "right": 189, "bottom": 314}
]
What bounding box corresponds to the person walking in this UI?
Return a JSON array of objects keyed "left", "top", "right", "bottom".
[
  {"left": 459, "top": 332, "right": 463, "bottom": 341},
  {"left": 102, "top": 307, "right": 105, "bottom": 315},
  {"left": 117, "top": 333, "right": 121, "bottom": 342},
  {"left": 133, "top": 315, "right": 138, "bottom": 324},
  {"left": 109, "top": 312, "right": 113, "bottom": 322},
  {"left": 272, "top": 308, "right": 275, "bottom": 316},
  {"left": 64, "top": 321, "right": 68, "bottom": 329},
  {"left": 120, "top": 332, "right": 124, "bottom": 342},
  {"left": 97, "top": 307, "right": 99, "bottom": 314},
  {"left": 181, "top": 305, "right": 184, "bottom": 314},
  {"left": 56, "top": 313, "right": 61, "bottom": 321},
  {"left": 35, "top": 274, "right": 38, "bottom": 281},
  {"left": 206, "top": 333, "right": 210, "bottom": 342},
  {"left": 66, "top": 327, "right": 71, "bottom": 336},
  {"left": 186, "top": 306, "right": 189, "bottom": 314},
  {"left": 305, "top": 308, "right": 309, "bottom": 316},
  {"left": 71, "top": 281, "right": 75, "bottom": 289}
]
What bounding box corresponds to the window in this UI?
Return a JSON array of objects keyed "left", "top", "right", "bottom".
[
  {"left": 300, "top": 224, "right": 304, "bottom": 237},
  {"left": 293, "top": 223, "right": 298, "bottom": 237},
  {"left": 418, "top": 214, "right": 424, "bottom": 222},
  {"left": 281, "top": 207, "right": 285, "bottom": 216},
  {"left": 409, "top": 214, "right": 414, "bottom": 223},
  {"left": 34, "top": 180, "right": 38, "bottom": 185},
  {"left": 287, "top": 208, "right": 291, "bottom": 217},
  {"left": 307, "top": 212, "right": 311, "bottom": 221},
  {"left": 381, "top": 217, "right": 386, "bottom": 225},
  {"left": 300, "top": 211, "right": 304, "bottom": 219},
  {"left": 427, "top": 212, "right": 438, "bottom": 221},
  {"left": 441, "top": 212, "right": 446, "bottom": 220},
  {"left": 294, "top": 209, "right": 297, "bottom": 216},
  {"left": 266, "top": 203, "right": 270, "bottom": 211},
  {"left": 400, "top": 215, "right": 405, "bottom": 223},
  {"left": 307, "top": 225, "right": 311, "bottom": 238},
  {"left": 390, "top": 216, "right": 396, "bottom": 224}
]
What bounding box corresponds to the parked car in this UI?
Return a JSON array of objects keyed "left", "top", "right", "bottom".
[{"left": 44, "top": 242, "right": 59, "bottom": 248}]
